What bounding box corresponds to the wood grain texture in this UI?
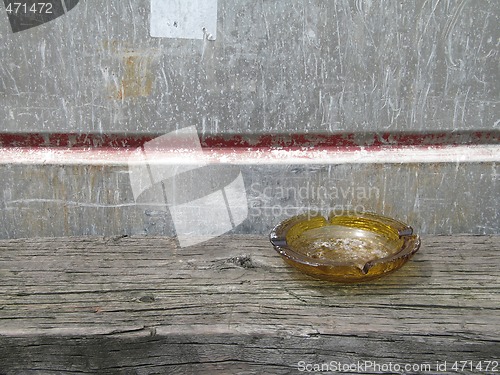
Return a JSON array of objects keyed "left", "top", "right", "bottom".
[{"left": 0, "top": 235, "right": 499, "bottom": 374}]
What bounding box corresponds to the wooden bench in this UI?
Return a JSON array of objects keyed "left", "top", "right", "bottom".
[{"left": 1, "top": 235, "right": 498, "bottom": 374}]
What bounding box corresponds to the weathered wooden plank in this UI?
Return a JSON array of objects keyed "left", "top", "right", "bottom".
[{"left": 0, "top": 235, "right": 499, "bottom": 374}]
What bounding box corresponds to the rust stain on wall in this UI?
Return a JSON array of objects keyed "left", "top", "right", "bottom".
[
  {"left": 115, "top": 55, "right": 154, "bottom": 100},
  {"left": 102, "top": 40, "right": 156, "bottom": 100}
]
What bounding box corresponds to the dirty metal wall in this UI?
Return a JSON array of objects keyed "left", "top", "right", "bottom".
[
  {"left": 0, "top": 163, "right": 498, "bottom": 238},
  {"left": 0, "top": 0, "right": 498, "bottom": 238},
  {"left": 1, "top": 0, "right": 498, "bottom": 133}
]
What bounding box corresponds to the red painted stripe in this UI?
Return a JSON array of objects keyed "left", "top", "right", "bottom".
[{"left": 0, "top": 131, "right": 498, "bottom": 149}]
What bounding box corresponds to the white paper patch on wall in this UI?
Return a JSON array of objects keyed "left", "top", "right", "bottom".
[{"left": 150, "top": 0, "right": 218, "bottom": 40}]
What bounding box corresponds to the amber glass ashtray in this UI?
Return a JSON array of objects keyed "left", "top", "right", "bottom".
[{"left": 269, "top": 211, "right": 420, "bottom": 283}]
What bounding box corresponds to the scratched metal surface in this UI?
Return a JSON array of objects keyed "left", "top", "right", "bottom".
[
  {"left": 0, "top": 0, "right": 498, "bottom": 239},
  {"left": 0, "top": 0, "right": 498, "bottom": 133},
  {"left": 0, "top": 163, "right": 497, "bottom": 238}
]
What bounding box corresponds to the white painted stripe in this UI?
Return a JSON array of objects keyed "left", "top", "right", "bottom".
[{"left": 0, "top": 145, "right": 498, "bottom": 165}]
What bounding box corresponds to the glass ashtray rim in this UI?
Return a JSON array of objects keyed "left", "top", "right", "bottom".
[{"left": 269, "top": 211, "right": 421, "bottom": 273}]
